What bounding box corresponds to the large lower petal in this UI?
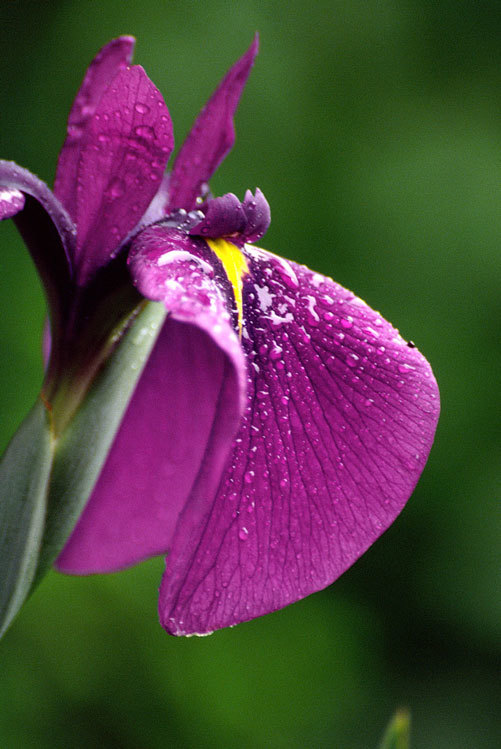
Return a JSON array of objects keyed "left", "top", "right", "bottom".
[
  {"left": 57, "top": 228, "right": 245, "bottom": 573},
  {"left": 54, "top": 36, "right": 135, "bottom": 219},
  {"left": 160, "top": 245, "right": 440, "bottom": 635},
  {"left": 167, "top": 35, "right": 258, "bottom": 212}
]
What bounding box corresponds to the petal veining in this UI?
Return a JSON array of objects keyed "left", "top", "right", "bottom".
[
  {"left": 159, "top": 246, "right": 440, "bottom": 635},
  {"left": 168, "top": 35, "right": 259, "bottom": 212}
]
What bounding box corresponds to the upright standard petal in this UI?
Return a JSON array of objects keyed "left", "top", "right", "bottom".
[
  {"left": 168, "top": 35, "right": 259, "bottom": 211},
  {"left": 73, "top": 66, "right": 174, "bottom": 284},
  {"left": 57, "top": 227, "right": 246, "bottom": 573},
  {"left": 160, "top": 244, "right": 440, "bottom": 635},
  {"left": 54, "top": 36, "right": 135, "bottom": 218}
]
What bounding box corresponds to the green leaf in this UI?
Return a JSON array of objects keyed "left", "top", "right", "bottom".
[
  {"left": 0, "top": 301, "right": 166, "bottom": 638},
  {"left": 36, "top": 301, "right": 166, "bottom": 578},
  {"left": 0, "top": 399, "right": 53, "bottom": 638},
  {"left": 379, "top": 709, "right": 411, "bottom": 749}
]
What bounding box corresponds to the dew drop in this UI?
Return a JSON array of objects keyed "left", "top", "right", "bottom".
[
  {"left": 398, "top": 363, "right": 415, "bottom": 373},
  {"left": 244, "top": 470, "right": 255, "bottom": 484},
  {"left": 340, "top": 316, "right": 354, "bottom": 329},
  {"left": 134, "top": 124, "right": 155, "bottom": 139},
  {"left": 269, "top": 346, "right": 282, "bottom": 361},
  {"left": 106, "top": 177, "right": 125, "bottom": 200},
  {"left": 346, "top": 353, "right": 359, "bottom": 368},
  {"left": 134, "top": 102, "right": 150, "bottom": 115},
  {"left": 238, "top": 527, "right": 249, "bottom": 541}
]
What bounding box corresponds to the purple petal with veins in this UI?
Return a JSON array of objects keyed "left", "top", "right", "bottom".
[
  {"left": 168, "top": 34, "right": 259, "bottom": 212},
  {"left": 57, "top": 227, "right": 245, "bottom": 573},
  {"left": 73, "top": 66, "right": 174, "bottom": 284},
  {"left": 159, "top": 245, "right": 440, "bottom": 635},
  {"left": 54, "top": 36, "right": 135, "bottom": 219}
]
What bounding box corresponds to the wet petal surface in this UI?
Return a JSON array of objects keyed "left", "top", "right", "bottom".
[
  {"left": 54, "top": 36, "right": 135, "bottom": 219},
  {"left": 0, "top": 188, "right": 25, "bottom": 220},
  {"left": 160, "top": 245, "right": 440, "bottom": 635},
  {"left": 73, "top": 66, "right": 173, "bottom": 284},
  {"left": 57, "top": 227, "right": 245, "bottom": 573},
  {"left": 168, "top": 35, "right": 258, "bottom": 211}
]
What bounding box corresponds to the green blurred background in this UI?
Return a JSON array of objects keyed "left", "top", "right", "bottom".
[{"left": 0, "top": 1, "right": 499, "bottom": 747}]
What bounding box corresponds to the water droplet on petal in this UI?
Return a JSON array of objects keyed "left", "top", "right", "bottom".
[
  {"left": 269, "top": 346, "right": 282, "bottom": 361},
  {"left": 134, "top": 102, "right": 150, "bottom": 115},
  {"left": 239, "top": 527, "right": 249, "bottom": 541},
  {"left": 134, "top": 124, "right": 155, "bottom": 139},
  {"left": 340, "top": 316, "right": 354, "bottom": 329},
  {"left": 106, "top": 177, "right": 125, "bottom": 200},
  {"left": 244, "top": 470, "right": 255, "bottom": 484}
]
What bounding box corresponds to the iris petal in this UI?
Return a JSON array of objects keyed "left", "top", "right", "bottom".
[
  {"left": 54, "top": 36, "right": 135, "bottom": 219},
  {"left": 73, "top": 66, "right": 174, "bottom": 284},
  {"left": 189, "top": 189, "right": 270, "bottom": 243},
  {"left": 0, "top": 188, "right": 25, "bottom": 220},
  {"left": 0, "top": 161, "right": 75, "bottom": 329},
  {"left": 57, "top": 227, "right": 245, "bottom": 573},
  {"left": 168, "top": 35, "right": 259, "bottom": 212},
  {"left": 159, "top": 245, "right": 440, "bottom": 635}
]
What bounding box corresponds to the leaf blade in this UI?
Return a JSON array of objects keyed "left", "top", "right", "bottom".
[
  {"left": 36, "top": 300, "right": 166, "bottom": 578},
  {"left": 0, "top": 399, "right": 53, "bottom": 637}
]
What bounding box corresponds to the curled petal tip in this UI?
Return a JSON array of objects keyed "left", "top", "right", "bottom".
[
  {"left": 0, "top": 187, "right": 25, "bottom": 220},
  {"left": 188, "top": 188, "right": 270, "bottom": 244}
]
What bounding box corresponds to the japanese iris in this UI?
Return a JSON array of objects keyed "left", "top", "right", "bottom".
[{"left": 0, "top": 36, "right": 439, "bottom": 636}]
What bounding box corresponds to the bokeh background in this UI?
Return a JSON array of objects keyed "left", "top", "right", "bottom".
[{"left": 0, "top": 1, "right": 499, "bottom": 747}]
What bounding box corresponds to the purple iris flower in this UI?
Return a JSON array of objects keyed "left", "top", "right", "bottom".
[{"left": 0, "top": 36, "right": 439, "bottom": 636}]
